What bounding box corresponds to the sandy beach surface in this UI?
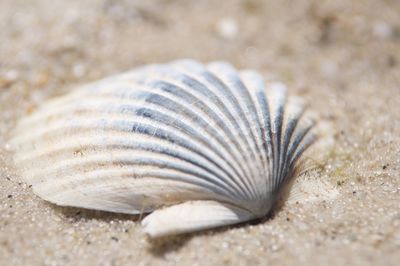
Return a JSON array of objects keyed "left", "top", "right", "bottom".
[{"left": 1, "top": 0, "right": 399, "bottom": 265}]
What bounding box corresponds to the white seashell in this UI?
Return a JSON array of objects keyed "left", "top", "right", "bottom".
[{"left": 10, "top": 59, "right": 316, "bottom": 237}]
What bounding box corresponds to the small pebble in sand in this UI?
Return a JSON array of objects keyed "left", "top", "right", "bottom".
[
  {"left": 72, "top": 64, "right": 87, "bottom": 78},
  {"left": 5, "top": 70, "right": 19, "bottom": 82},
  {"left": 4, "top": 143, "right": 12, "bottom": 151},
  {"left": 372, "top": 21, "right": 393, "bottom": 39},
  {"left": 216, "top": 18, "right": 238, "bottom": 39},
  {"left": 0, "top": 70, "right": 19, "bottom": 87}
]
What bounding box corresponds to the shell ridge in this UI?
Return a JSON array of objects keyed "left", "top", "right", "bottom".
[
  {"left": 42, "top": 177, "right": 237, "bottom": 215},
  {"left": 287, "top": 122, "right": 314, "bottom": 163},
  {"left": 288, "top": 130, "right": 316, "bottom": 170},
  {"left": 34, "top": 152, "right": 237, "bottom": 199},
  {"left": 17, "top": 91, "right": 252, "bottom": 200},
  {"left": 277, "top": 101, "right": 306, "bottom": 187},
  {"left": 134, "top": 103, "right": 249, "bottom": 194},
  {"left": 136, "top": 79, "right": 256, "bottom": 200},
  {"left": 266, "top": 83, "right": 287, "bottom": 194},
  {"left": 183, "top": 67, "right": 260, "bottom": 193},
  {"left": 143, "top": 78, "right": 251, "bottom": 181},
  {"left": 145, "top": 67, "right": 258, "bottom": 183},
  {"left": 283, "top": 122, "right": 316, "bottom": 184},
  {"left": 19, "top": 115, "right": 245, "bottom": 199},
  {"left": 254, "top": 88, "right": 274, "bottom": 200},
  {"left": 207, "top": 63, "right": 266, "bottom": 201},
  {"left": 239, "top": 71, "right": 275, "bottom": 203},
  {"left": 231, "top": 73, "right": 269, "bottom": 199},
  {"left": 139, "top": 70, "right": 259, "bottom": 201},
  {"left": 17, "top": 100, "right": 247, "bottom": 190}
]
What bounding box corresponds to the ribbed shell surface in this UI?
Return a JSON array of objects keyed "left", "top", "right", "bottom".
[{"left": 11, "top": 60, "right": 315, "bottom": 225}]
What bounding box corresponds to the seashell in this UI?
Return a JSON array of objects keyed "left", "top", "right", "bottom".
[{"left": 10, "top": 59, "right": 316, "bottom": 237}]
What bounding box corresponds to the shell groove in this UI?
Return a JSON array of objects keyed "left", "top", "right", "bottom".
[{"left": 11, "top": 59, "right": 316, "bottom": 237}]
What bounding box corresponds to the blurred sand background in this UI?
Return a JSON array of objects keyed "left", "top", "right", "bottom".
[{"left": 0, "top": 0, "right": 399, "bottom": 265}]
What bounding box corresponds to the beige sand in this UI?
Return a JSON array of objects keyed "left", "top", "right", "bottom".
[{"left": 1, "top": 0, "right": 399, "bottom": 265}]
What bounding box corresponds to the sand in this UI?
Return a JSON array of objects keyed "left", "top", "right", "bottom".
[{"left": 1, "top": 0, "right": 399, "bottom": 265}]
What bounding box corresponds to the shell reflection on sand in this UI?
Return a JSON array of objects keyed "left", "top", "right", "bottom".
[{"left": 11, "top": 60, "right": 318, "bottom": 237}]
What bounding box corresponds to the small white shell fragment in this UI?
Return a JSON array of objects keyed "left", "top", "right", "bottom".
[
  {"left": 372, "top": 20, "right": 393, "bottom": 39},
  {"left": 216, "top": 18, "right": 238, "bottom": 39},
  {"left": 142, "top": 200, "right": 254, "bottom": 237},
  {"left": 5, "top": 69, "right": 19, "bottom": 81},
  {"left": 10, "top": 59, "right": 317, "bottom": 237}
]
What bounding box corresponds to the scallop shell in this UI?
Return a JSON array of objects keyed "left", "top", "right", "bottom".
[{"left": 10, "top": 60, "right": 316, "bottom": 237}]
